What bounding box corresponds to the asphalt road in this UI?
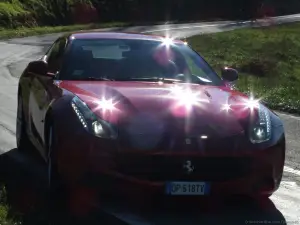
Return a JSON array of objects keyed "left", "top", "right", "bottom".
[{"left": 0, "top": 14, "right": 300, "bottom": 225}]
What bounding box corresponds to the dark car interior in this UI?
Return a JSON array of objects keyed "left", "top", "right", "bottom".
[{"left": 61, "top": 42, "right": 190, "bottom": 81}]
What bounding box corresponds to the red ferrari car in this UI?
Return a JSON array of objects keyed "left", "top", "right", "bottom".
[{"left": 16, "top": 32, "right": 285, "bottom": 203}]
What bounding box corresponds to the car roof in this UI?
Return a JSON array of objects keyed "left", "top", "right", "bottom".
[{"left": 67, "top": 32, "right": 184, "bottom": 44}]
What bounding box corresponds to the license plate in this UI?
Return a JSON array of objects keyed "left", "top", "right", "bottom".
[{"left": 166, "top": 182, "right": 209, "bottom": 196}]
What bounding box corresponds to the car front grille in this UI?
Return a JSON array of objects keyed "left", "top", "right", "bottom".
[{"left": 116, "top": 155, "right": 252, "bottom": 182}]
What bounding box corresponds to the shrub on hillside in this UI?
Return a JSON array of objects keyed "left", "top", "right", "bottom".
[
  {"left": 2, "top": 0, "right": 300, "bottom": 29},
  {"left": 18, "top": 0, "right": 94, "bottom": 26},
  {"left": 18, "top": 0, "right": 54, "bottom": 25},
  {"left": 71, "top": 1, "right": 99, "bottom": 24},
  {"left": 0, "top": 1, "right": 35, "bottom": 28},
  {"left": 0, "top": 0, "right": 95, "bottom": 28}
]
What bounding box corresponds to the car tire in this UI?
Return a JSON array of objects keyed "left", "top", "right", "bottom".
[
  {"left": 16, "top": 94, "right": 33, "bottom": 153},
  {"left": 46, "top": 123, "right": 68, "bottom": 219}
]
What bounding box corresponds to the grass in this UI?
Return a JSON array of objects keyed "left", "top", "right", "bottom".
[
  {"left": 0, "top": 186, "right": 15, "bottom": 225},
  {"left": 0, "top": 205, "right": 12, "bottom": 225},
  {"left": 0, "top": 22, "right": 129, "bottom": 39},
  {"left": 187, "top": 22, "right": 300, "bottom": 114}
]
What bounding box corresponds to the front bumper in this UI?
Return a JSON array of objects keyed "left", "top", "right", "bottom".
[
  {"left": 55, "top": 129, "right": 285, "bottom": 198},
  {"left": 53, "top": 104, "right": 285, "bottom": 197},
  {"left": 84, "top": 140, "right": 284, "bottom": 197}
]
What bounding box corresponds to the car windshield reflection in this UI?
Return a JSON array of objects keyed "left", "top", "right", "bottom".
[{"left": 59, "top": 39, "right": 222, "bottom": 86}]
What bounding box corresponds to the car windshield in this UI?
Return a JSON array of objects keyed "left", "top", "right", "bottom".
[{"left": 59, "top": 38, "right": 223, "bottom": 86}]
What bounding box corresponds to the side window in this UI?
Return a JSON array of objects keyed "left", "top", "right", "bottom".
[
  {"left": 45, "top": 42, "right": 56, "bottom": 58},
  {"left": 46, "top": 38, "right": 67, "bottom": 74},
  {"left": 181, "top": 46, "right": 222, "bottom": 85},
  {"left": 181, "top": 51, "right": 208, "bottom": 77}
]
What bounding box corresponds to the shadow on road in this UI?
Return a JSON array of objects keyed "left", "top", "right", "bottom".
[
  {"left": 0, "top": 147, "right": 287, "bottom": 225},
  {"left": 0, "top": 148, "right": 128, "bottom": 225}
]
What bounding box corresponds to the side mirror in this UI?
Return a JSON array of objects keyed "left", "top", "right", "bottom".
[
  {"left": 221, "top": 67, "right": 238, "bottom": 82},
  {"left": 27, "top": 60, "right": 48, "bottom": 76}
]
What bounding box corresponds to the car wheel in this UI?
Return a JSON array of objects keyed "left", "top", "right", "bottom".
[
  {"left": 16, "top": 94, "right": 33, "bottom": 152},
  {"left": 46, "top": 124, "right": 68, "bottom": 218}
]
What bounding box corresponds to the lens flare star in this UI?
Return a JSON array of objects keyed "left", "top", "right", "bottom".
[{"left": 169, "top": 85, "right": 209, "bottom": 111}]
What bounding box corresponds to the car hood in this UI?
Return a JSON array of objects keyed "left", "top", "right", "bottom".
[{"left": 59, "top": 81, "right": 253, "bottom": 139}]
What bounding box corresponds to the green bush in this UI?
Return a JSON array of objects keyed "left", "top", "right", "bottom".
[
  {"left": 2, "top": 0, "right": 300, "bottom": 30},
  {"left": 0, "top": 0, "right": 34, "bottom": 28},
  {"left": 0, "top": 0, "right": 94, "bottom": 28}
]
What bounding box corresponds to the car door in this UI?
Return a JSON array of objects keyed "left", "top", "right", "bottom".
[{"left": 28, "top": 38, "right": 67, "bottom": 156}]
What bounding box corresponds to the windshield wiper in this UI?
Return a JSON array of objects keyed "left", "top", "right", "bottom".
[
  {"left": 73, "top": 77, "right": 115, "bottom": 81},
  {"left": 126, "top": 77, "right": 183, "bottom": 83},
  {"left": 86, "top": 77, "right": 115, "bottom": 81}
]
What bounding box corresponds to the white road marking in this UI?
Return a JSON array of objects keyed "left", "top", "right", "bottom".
[
  {"left": 142, "top": 21, "right": 249, "bottom": 33},
  {"left": 284, "top": 166, "right": 300, "bottom": 176}
]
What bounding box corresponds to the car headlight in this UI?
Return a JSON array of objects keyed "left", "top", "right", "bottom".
[
  {"left": 249, "top": 104, "right": 271, "bottom": 144},
  {"left": 71, "top": 96, "right": 118, "bottom": 139}
]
